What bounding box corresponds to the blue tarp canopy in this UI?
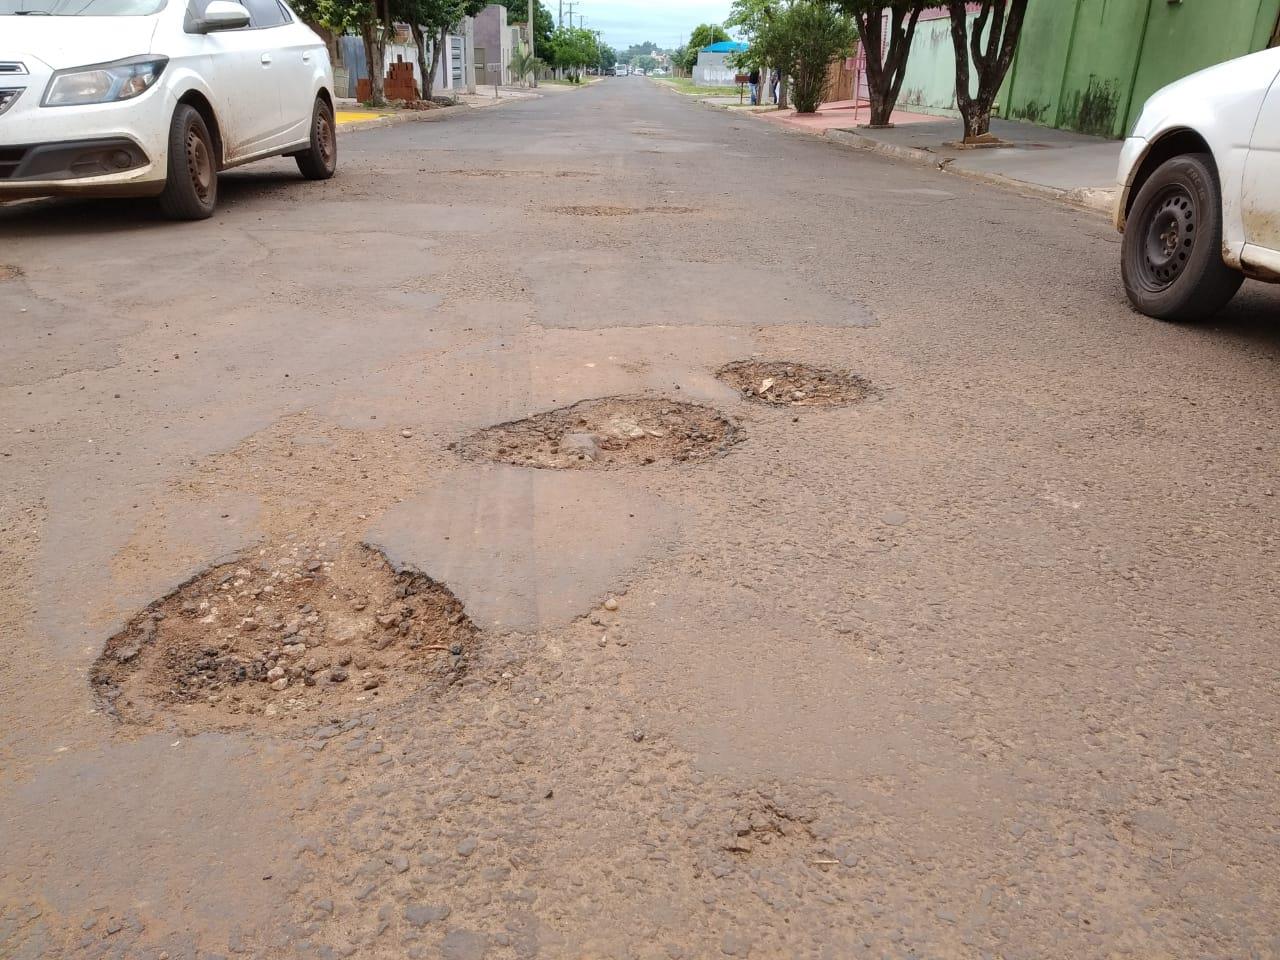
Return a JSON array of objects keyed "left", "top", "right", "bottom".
[{"left": 702, "top": 41, "right": 749, "bottom": 53}]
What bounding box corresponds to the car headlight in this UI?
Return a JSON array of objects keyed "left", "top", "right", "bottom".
[{"left": 42, "top": 56, "right": 168, "bottom": 107}]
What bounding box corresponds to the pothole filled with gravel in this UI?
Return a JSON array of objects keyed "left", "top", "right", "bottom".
[
  {"left": 717, "top": 360, "right": 873, "bottom": 407},
  {"left": 91, "top": 541, "right": 476, "bottom": 728},
  {"left": 0, "top": 264, "right": 21, "bottom": 281},
  {"left": 548, "top": 205, "right": 699, "bottom": 217},
  {"left": 456, "top": 396, "right": 740, "bottom": 469}
]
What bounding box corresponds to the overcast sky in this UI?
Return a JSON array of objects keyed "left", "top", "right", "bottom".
[{"left": 556, "top": 0, "right": 734, "bottom": 51}]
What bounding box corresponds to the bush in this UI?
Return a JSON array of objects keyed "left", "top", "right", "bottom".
[{"left": 783, "top": 1, "right": 858, "bottom": 113}]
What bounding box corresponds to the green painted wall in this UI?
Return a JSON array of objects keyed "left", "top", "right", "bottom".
[
  {"left": 1128, "top": 0, "right": 1280, "bottom": 134},
  {"left": 900, "top": 0, "right": 1280, "bottom": 138},
  {"left": 897, "top": 13, "right": 972, "bottom": 119}
]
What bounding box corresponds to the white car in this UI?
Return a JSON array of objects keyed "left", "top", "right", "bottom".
[
  {"left": 1116, "top": 46, "right": 1280, "bottom": 321},
  {"left": 0, "top": 0, "right": 336, "bottom": 219}
]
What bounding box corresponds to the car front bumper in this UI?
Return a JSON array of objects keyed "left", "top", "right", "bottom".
[
  {"left": 0, "top": 58, "right": 171, "bottom": 198},
  {"left": 0, "top": 136, "right": 160, "bottom": 197}
]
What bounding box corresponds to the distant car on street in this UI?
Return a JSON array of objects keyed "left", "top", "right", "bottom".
[
  {"left": 1116, "top": 47, "right": 1280, "bottom": 321},
  {"left": 614, "top": 65, "right": 627, "bottom": 78},
  {"left": 0, "top": 0, "right": 337, "bottom": 220}
]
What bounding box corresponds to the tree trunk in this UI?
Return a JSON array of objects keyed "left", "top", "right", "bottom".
[
  {"left": 960, "top": 101, "right": 992, "bottom": 140},
  {"left": 856, "top": 6, "right": 923, "bottom": 128},
  {"left": 947, "top": 0, "right": 1027, "bottom": 141},
  {"left": 361, "top": 24, "right": 387, "bottom": 106},
  {"left": 410, "top": 23, "right": 429, "bottom": 101}
]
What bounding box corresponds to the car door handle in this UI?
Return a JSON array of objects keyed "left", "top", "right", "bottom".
[
  {"left": 260, "top": 53, "right": 272, "bottom": 65},
  {"left": 302, "top": 51, "right": 312, "bottom": 62}
]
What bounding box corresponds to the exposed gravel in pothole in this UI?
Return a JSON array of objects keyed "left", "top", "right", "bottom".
[
  {"left": 717, "top": 360, "right": 873, "bottom": 407},
  {"left": 91, "top": 541, "right": 476, "bottom": 728},
  {"left": 0, "top": 264, "right": 22, "bottom": 281},
  {"left": 548, "top": 205, "right": 699, "bottom": 217},
  {"left": 456, "top": 396, "right": 740, "bottom": 469}
]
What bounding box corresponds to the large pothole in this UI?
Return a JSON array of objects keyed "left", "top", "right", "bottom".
[
  {"left": 0, "top": 264, "right": 21, "bottom": 281},
  {"left": 456, "top": 396, "right": 740, "bottom": 470},
  {"left": 92, "top": 541, "right": 476, "bottom": 728},
  {"left": 717, "top": 360, "right": 873, "bottom": 407}
]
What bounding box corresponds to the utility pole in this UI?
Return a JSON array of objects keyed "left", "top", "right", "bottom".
[
  {"left": 528, "top": 0, "right": 535, "bottom": 57},
  {"left": 563, "top": 1, "right": 577, "bottom": 29}
]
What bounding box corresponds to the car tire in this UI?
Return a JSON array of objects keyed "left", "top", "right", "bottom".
[
  {"left": 158, "top": 104, "right": 218, "bottom": 221},
  {"left": 295, "top": 97, "right": 337, "bottom": 181},
  {"left": 1121, "top": 152, "right": 1243, "bottom": 322}
]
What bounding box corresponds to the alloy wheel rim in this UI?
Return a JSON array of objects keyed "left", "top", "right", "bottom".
[{"left": 1140, "top": 184, "right": 1196, "bottom": 290}]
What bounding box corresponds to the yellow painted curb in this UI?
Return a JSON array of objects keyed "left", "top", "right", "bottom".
[{"left": 335, "top": 110, "right": 389, "bottom": 125}]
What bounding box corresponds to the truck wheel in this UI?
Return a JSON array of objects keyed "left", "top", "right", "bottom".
[
  {"left": 158, "top": 104, "right": 217, "bottom": 221},
  {"left": 1121, "top": 152, "right": 1242, "bottom": 322},
  {"left": 295, "top": 97, "right": 337, "bottom": 181}
]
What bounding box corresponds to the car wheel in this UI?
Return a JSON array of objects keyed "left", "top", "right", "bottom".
[
  {"left": 158, "top": 104, "right": 217, "bottom": 221},
  {"left": 296, "top": 97, "right": 337, "bottom": 181},
  {"left": 1121, "top": 152, "right": 1243, "bottom": 322}
]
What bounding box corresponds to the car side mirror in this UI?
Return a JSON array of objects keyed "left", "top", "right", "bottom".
[{"left": 197, "top": 0, "right": 250, "bottom": 32}]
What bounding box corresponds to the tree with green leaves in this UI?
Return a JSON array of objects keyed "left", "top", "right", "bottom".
[
  {"left": 837, "top": 1, "right": 923, "bottom": 127},
  {"left": 947, "top": 0, "right": 1029, "bottom": 141},
  {"left": 725, "top": 0, "right": 781, "bottom": 105},
  {"left": 498, "top": 0, "right": 555, "bottom": 62},
  {"left": 598, "top": 45, "right": 618, "bottom": 72},
  {"left": 680, "top": 23, "right": 731, "bottom": 72},
  {"left": 394, "top": 0, "right": 486, "bottom": 102},
  {"left": 729, "top": 0, "right": 856, "bottom": 114},
  {"left": 509, "top": 44, "right": 545, "bottom": 86},
  {"left": 549, "top": 26, "right": 598, "bottom": 80},
  {"left": 291, "top": 0, "right": 383, "bottom": 101},
  {"left": 782, "top": 0, "right": 857, "bottom": 113}
]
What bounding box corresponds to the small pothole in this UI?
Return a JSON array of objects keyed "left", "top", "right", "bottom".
[
  {"left": 456, "top": 396, "right": 740, "bottom": 469},
  {"left": 548, "top": 205, "right": 699, "bottom": 217},
  {"left": 717, "top": 361, "right": 873, "bottom": 407},
  {"left": 0, "top": 264, "right": 22, "bottom": 281},
  {"left": 442, "top": 169, "right": 595, "bottom": 180},
  {"left": 91, "top": 542, "right": 476, "bottom": 728}
]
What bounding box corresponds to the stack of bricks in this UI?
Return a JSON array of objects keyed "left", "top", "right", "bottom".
[
  {"left": 385, "top": 61, "right": 418, "bottom": 102},
  {"left": 355, "top": 63, "right": 418, "bottom": 103}
]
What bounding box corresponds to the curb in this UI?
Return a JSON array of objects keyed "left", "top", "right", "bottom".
[
  {"left": 336, "top": 103, "right": 471, "bottom": 135},
  {"left": 823, "top": 126, "right": 1116, "bottom": 216}
]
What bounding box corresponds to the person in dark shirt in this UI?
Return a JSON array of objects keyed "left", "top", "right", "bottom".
[{"left": 748, "top": 67, "right": 761, "bottom": 105}]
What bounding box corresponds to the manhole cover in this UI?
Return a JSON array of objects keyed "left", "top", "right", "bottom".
[
  {"left": 0, "top": 264, "right": 22, "bottom": 281},
  {"left": 92, "top": 543, "right": 476, "bottom": 727},
  {"left": 717, "top": 361, "right": 873, "bottom": 407},
  {"left": 548, "top": 205, "right": 699, "bottom": 217},
  {"left": 456, "top": 396, "right": 740, "bottom": 469}
]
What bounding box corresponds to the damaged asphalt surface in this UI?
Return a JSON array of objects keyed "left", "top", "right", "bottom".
[{"left": 2, "top": 78, "right": 1280, "bottom": 959}]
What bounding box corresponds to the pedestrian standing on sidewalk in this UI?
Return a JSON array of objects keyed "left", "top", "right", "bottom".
[
  {"left": 769, "top": 68, "right": 780, "bottom": 105},
  {"left": 748, "top": 66, "right": 761, "bottom": 106}
]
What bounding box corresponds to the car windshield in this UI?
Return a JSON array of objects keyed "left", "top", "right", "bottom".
[{"left": 0, "top": 0, "right": 165, "bottom": 14}]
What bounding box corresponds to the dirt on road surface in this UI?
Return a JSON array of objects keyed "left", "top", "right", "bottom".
[{"left": 2, "top": 79, "right": 1280, "bottom": 960}]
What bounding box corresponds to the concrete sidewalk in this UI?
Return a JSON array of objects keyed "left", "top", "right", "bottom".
[{"left": 747, "top": 105, "right": 1121, "bottom": 215}]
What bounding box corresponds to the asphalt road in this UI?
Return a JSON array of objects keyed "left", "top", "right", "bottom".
[{"left": 2, "top": 77, "right": 1279, "bottom": 960}]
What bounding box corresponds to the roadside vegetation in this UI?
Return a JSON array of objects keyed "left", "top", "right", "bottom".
[{"left": 654, "top": 77, "right": 746, "bottom": 98}]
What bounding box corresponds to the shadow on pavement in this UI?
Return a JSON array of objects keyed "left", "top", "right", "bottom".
[{"left": 0, "top": 169, "right": 309, "bottom": 237}]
